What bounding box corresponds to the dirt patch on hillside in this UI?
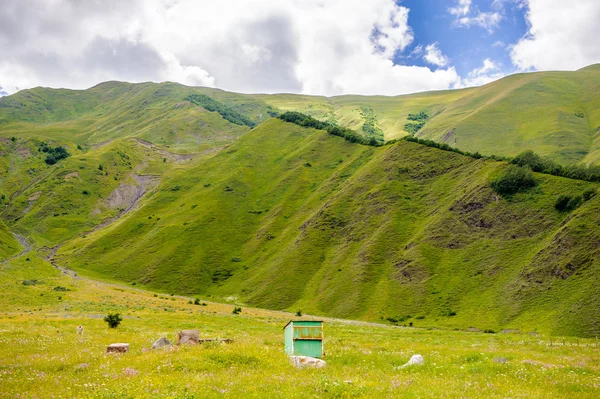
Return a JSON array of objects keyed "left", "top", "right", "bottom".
[
  {"left": 133, "top": 138, "right": 195, "bottom": 162},
  {"left": 90, "top": 173, "right": 160, "bottom": 232},
  {"left": 105, "top": 174, "right": 159, "bottom": 210},
  {"left": 90, "top": 140, "right": 113, "bottom": 149},
  {"left": 16, "top": 146, "right": 32, "bottom": 158},
  {"left": 64, "top": 172, "right": 81, "bottom": 181},
  {"left": 441, "top": 128, "right": 456, "bottom": 143},
  {"left": 21, "top": 191, "right": 42, "bottom": 215}
]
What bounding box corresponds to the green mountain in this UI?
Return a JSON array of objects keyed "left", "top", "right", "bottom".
[{"left": 1, "top": 66, "right": 600, "bottom": 337}]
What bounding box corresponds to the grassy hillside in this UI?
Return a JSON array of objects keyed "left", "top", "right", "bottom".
[
  {"left": 255, "top": 65, "right": 600, "bottom": 165},
  {"left": 418, "top": 67, "right": 600, "bottom": 164},
  {"left": 2, "top": 67, "right": 600, "bottom": 338},
  {"left": 1, "top": 254, "right": 598, "bottom": 398},
  {"left": 0, "top": 219, "right": 20, "bottom": 260},
  {"left": 49, "top": 119, "right": 600, "bottom": 337},
  {"left": 2, "top": 66, "right": 599, "bottom": 164}
]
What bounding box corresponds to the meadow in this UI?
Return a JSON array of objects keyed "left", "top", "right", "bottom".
[{"left": 1, "top": 256, "right": 599, "bottom": 398}]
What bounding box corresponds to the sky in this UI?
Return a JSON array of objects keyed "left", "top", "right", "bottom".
[{"left": 0, "top": 0, "right": 599, "bottom": 97}]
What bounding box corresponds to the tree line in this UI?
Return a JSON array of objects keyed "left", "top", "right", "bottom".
[{"left": 186, "top": 94, "right": 256, "bottom": 128}]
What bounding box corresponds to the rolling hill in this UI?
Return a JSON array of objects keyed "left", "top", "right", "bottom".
[{"left": 1, "top": 66, "right": 600, "bottom": 337}]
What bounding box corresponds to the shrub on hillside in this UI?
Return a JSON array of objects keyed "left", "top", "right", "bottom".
[
  {"left": 582, "top": 188, "right": 596, "bottom": 201},
  {"left": 39, "top": 142, "right": 70, "bottom": 165},
  {"left": 278, "top": 111, "right": 377, "bottom": 146},
  {"left": 555, "top": 195, "right": 582, "bottom": 212},
  {"left": 104, "top": 313, "right": 123, "bottom": 328},
  {"left": 511, "top": 150, "right": 600, "bottom": 183},
  {"left": 490, "top": 165, "right": 537, "bottom": 195},
  {"left": 185, "top": 94, "right": 255, "bottom": 128}
]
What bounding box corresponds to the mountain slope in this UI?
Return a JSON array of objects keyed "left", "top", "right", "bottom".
[
  {"left": 2, "top": 67, "right": 600, "bottom": 337},
  {"left": 1, "top": 66, "right": 599, "bottom": 164},
  {"left": 53, "top": 119, "right": 600, "bottom": 336},
  {"left": 0, "top": 219, "right": 21, "bottom": 260}
]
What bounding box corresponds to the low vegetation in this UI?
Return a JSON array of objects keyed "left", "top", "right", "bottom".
[
  {"left": 359, "top": 105, "right": 385, "bottom": 144},
  {"left": 104, "top": 312, "right": 123, "bottom": 328},
  {"left": 404, "top": 111, "right": 429, "bottom": 135},
  {"left": 490, "top": 165, "right": 537, "bottom": 195},
  {"left": 39, "top": 141, "right": 70, "bottom": 165},
  {"left": 512, "top": 150, "right": 600, "bottom": 183},
  {"left": 278, "top": 111, "right": 381, "bottom": 146},
  {"left": 185, "top": 93, "right": 256, "bottom": 128}
]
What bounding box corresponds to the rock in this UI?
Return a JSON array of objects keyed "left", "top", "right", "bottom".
[
  {"left": 152, "top": 337, "right": 172, "bottom": 349},
  {"left": 493, "top": 357, "right": 507, "bottom": 363},
  {"left": 177, "top": 329, "right": 199, "bottom": 345},
  {"left": 400, "top": 354, "right": 424, "bottom": 368},
  {"left": 106, "top": 343, "right": 129, "bottom": 354},
  {"left": 290, "top": 356, "right": 326, "bottom": 369}
]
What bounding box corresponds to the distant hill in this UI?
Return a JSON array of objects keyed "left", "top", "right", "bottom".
[{"left": 1, "top": 67, "right": 600, "bottom": 337}]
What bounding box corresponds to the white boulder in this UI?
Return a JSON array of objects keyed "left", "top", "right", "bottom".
[
  {"left": 290, "top": 356, "right": 326, "bottom": 369},
  {"left": 400, "top": 354, "right": 424, "bottom": 368}
]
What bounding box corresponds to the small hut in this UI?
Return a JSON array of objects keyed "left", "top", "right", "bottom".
[{"left": 283, "top": 320, "right": 324, "bottom": 358}]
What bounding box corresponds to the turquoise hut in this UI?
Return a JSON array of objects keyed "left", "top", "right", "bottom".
[{"left": 284, "top": 320, "right": 324, "bottom": 358}]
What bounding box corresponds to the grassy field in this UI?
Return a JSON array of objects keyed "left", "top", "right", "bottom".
[{"left": 1, "top": 253, "right": 599, "bottom": 398}]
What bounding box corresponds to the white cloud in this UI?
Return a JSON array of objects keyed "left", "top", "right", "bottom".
[
  {"left": 449, "top": 0, "right": 471, "bottom": 16},
  {"left": 0, "top": 0, "right": 463, "bottom": 96},
  {"left": 456, "top": 12, "right": 502, "bottom": 31},
  {"left": 423, "top": 43, "right": 449, "bottom": 67},
  {"left": 455, "top": 58, "right": 505, "bottom": 88},
  {"left": 510, "top": 0, "right": 600, "bottom": 71},
  {"left": 448, "top": 0, "right": 502, "bottom": 32}
]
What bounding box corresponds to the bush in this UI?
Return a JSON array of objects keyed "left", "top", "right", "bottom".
[
  {"left": 555, "top": 195, "right": 583, "bottom": 212},
  {"left": 104, "top": 313, "right": 123, "bottom": 328},
  {"left": 555, "top": 195, "right": 572, "bottom": 211},
  {"left": 583, "top": 188, "right": 596, "bottom": 201},
  {"left": 39, "top": 142, "right": 70, "bottom": 165},
  {"left": 296, "top": 310, "right": 302, "bottom": 317},
  {"left": 490, "top": 165, "right": 537, "bottom": 195},
  {"left": 232, "top": 306, "right": 242, "bottom": 315}
]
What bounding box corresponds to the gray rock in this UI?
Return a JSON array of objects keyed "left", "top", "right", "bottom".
[
  {"left": 177, "top": 329, "right": 199, "bottom": 345},
  {"left": 290, "top": 356, "right": 326, "bottom": 369},
  {"left": 152, "top": 337, "right": 172, "bottom": 349},
  {"left": 400, "top": 354, "right": 424, "bottom": 368}
]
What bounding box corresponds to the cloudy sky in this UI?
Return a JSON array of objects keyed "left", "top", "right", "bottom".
[{"left": 1, "top": 0, "right": 599, "bottom": 97}]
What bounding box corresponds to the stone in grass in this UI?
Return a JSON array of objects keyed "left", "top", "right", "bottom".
[
  {"left": 400, "top": 354, "right": 424, "bottom": 368},
  {"left": 106, "top": 343, "right": 129, "bottom": 354},
  {"left": 177, "top": 329, "right": 199, "bottom": 345},
  {"left": 290, "top": 356, "right": 326, "bottom": 369},
  {"left": 152, "top": 337, "right": 172, "bottom": 350}
]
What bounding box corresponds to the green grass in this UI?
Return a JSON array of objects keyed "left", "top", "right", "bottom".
[
  {"left": 0, "top": 219, "right": 20, "bottom": 259},
  {"left": 2, "top": 68, "right": 600, "bottom": 340},
  {"left": 0, "top": 254, "right": 598, "bottom": 398},
  {"left": 44, "top": 119, "right": 600, "bottom": 337},
  {"left": 2, "top": 66, "right": 600, "bottom": 163}
]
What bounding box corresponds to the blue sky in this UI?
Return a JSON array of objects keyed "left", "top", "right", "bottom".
[{"left": 399, "top": 0, "right": 528, "bottom": 77}]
